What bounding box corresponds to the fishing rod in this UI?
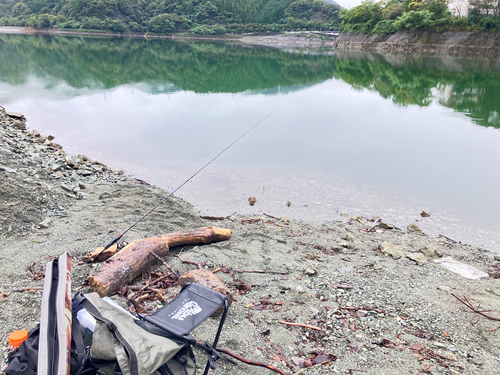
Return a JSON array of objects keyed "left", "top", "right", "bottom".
[{"left": 94, "top": 109, "right": 278, "bottom": 259}]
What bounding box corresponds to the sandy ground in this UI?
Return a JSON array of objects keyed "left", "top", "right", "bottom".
[{"left": 2, "top": 108, "right": 500, "bottom": 374}]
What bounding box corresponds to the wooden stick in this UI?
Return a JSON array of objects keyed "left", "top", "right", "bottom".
[
  {"left": 263, "top": 213, "right": 287, "bottom": 223},
  {"left": 215, "top": 347, "right": 290, "bottom": 375},
  {"left": 279, "top": 321, "right": 323, "bottom": 331},
  {"left": 200, "top": 212, "right": 236, "bottom": 220},
  {"left": 149, "top": 252, "right": 179, "bottom": 276},
  {"left": 235, "top": 270, "right": 288, "bottom": 275},
  {"left": 175, "top": 254, "right": 205, "bottom": 269}
]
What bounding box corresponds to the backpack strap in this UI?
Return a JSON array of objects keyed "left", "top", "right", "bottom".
[
  {"left": 73, "top": 293, "right": 139, "bottom": 375},
  {"left": 71, "top": 312, "right": 88, "bottom": 375}
]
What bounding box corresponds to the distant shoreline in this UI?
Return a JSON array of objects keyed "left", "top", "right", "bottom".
[
  {"left": 0, "top": 26, "right": 330, "bottom": 49},
  {"left": 1, "top": 26, "right": 499, "bottom": 55}
]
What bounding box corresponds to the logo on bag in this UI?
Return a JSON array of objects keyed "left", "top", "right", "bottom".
[{"left": 171, "top": 301, "right": 202, "bottom": 321}]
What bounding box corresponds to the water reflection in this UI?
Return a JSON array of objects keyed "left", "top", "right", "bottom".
[
  {"left": 1, "top": 34, "right": 499, "bottom": 128},
  {"left": 1, "top": 34, "right": 500, "bottom": 251}
]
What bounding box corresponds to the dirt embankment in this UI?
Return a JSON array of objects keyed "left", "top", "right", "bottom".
[
  {"left": 2, "top": 107, "right": 500, "bottom": 374},
  {"left": 333, "top": 31, "right": 500, "bottom": 55}
]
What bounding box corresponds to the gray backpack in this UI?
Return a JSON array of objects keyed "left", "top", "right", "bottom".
[{"left": 73, "top": 292, "right": 196, "bottom": 375}]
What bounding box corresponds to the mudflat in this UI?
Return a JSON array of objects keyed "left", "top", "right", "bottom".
[{"left": 1, "top": 107, "right": 500, "bottom": 374}]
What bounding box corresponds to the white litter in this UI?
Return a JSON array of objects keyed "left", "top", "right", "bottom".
[{"left": 434, "top": 257, "right": 489, "bottom": 280}]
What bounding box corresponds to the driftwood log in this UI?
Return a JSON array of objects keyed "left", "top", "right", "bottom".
[{"left": 88, "top": 227, "right": 232, "bottom": 297}]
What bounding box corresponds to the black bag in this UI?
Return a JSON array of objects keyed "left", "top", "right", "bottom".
[
  {"left": 5, "top": 315, "right": 93, "bottom": 375},
  {"left": 5, "top": 326, "right": 39, "bottom": 375}
]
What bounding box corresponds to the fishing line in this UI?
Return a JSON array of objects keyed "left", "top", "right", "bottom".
[{"left": 96, "top": 109, "right": 279, "bottom": 257}]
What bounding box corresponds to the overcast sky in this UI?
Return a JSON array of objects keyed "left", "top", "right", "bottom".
[{"left": 339, "top": 0, "right": 363, "bottom": 9}]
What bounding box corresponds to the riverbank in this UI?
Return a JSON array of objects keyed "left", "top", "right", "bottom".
[
  {"left": 2, "top": 26, "right": 500, "bottom": 54},
  {"left": 333, "top": 30, "right": 500, "bottom": 55},
  {"left": 1, "top": 108, "right": 500, "bottom": 374}
]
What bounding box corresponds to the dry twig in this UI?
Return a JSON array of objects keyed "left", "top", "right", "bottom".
[
  {"left": 279, "top": 321, "right": 323, "bottom": 331},
  {"left": 149, "top": 252, "right": 179, "bottom": 276},
  {"left": 215, "top": 347, "right": 290, "bottom": 375},
  {"left": 174, "top": 254, "right": 206, "bottom": 269},
  {"left": 452, "top": 293, "right": 500, "bottom": 331},
  {"left": 199, "top": 212, "right": 236, "bottom": 220}
]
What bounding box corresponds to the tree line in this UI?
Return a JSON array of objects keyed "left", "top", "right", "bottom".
[
  {"left": 340, "top": 0, "right": 500, "bottom": 34},
  {"left": 0, "top": 0, "right": 342, "bottom": 34}
]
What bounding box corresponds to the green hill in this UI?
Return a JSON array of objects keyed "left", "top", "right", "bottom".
[{"left": 0, "top": 0, "right": 342, "bottom": 34}]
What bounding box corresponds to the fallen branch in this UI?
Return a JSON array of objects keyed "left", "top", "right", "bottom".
[
  {"left": 452, "top": 293, "right": 500, "bottom": 331},
  {"left": 279, "top": 321, "right": 323, "bottom": 331},
  {"left": 88, "top": 227, "right": 231, "bottom": 296},
  {"left": 215, "top": 347, "right": 290, "bottom": 375}
]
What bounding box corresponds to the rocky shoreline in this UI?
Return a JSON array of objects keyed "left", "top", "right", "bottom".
[
  {"left": 2, "top": 26, "right": 500, "bottom": 55},
  {"left": 332, "top": 31, "right": 500, "bottom": 56},
  {"left": 1, "top": 108, "right": 500, "bottom": 374}
]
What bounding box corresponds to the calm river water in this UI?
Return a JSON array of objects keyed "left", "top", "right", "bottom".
[{"left": 1, "top": 34, "right": 500, "bottom": 251}]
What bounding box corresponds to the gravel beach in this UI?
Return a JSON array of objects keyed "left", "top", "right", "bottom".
[{"left": 1, "top": 107, "right": 500, "bottom": 374}]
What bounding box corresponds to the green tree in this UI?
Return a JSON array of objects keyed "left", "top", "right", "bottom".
[{"left": 148, "top": 13, "right": 175, "bottom": 33}]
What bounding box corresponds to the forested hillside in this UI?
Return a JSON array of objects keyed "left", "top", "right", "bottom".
[
  {"left": 340, "top": 0, "right": 500, "bottom": 34},
  {"left": 0, "top": 0, "right": 342, "bottom": 34}
]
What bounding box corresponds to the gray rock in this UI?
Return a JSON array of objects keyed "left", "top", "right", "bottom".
[
  {"left": 420, "top": 211, "right": 431, "bottom": 217},
  {"left": 66, "top": 155, "right": 77, "bottom": 167},
  {"left": 407, "top": 223, "right": 422, "bottom": 232},
  {"left": 38, "top": 218, "right": 52, "bottom": 229},
  {"left": 381, "top": 242, "right": 406, "bottom": 259},
  {"left": 304, "top": 265, "right": 317, "bottom": 276},
  {"left": 60, "top": 184, "right": 73, "bottom": 193},
  {"left": 91, "top": 165, "right": 103, "bottom": 173},
  {"left": 16, "top": 213, "right": 31, "bottom": 222},
  {"left": 51, "top": 163, "right": 62, "bottom": 172},
  {"left": 350, "top": 215, "right": 364, "bottom": 224},
  {"left": 406, "top": 252, "right": 427, "bottom": 263},
  {"left": 420, "top": 246, "right": 442, "bottom": 259},
  {"left": 78, "top": 154, "right": 92, "bottom": 163},
  {"left": 0, "top": 165, "right": 16, "bottom": 173},
  {"left": 379, "top": 222, "right": 394, "bottom": 229},
  {"left": 345, "top": 233, "right": 361, "bottom": 243},
  {"left": 12, "top": 120, "right": 26, "bottom": 131},
  {"left": 6, "top": 112, "right": 25, "bottom": 120}
]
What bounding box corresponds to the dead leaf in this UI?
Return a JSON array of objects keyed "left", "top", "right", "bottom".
[{"left": 411, "top": 343, "right": 425, "bottom": 352}]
